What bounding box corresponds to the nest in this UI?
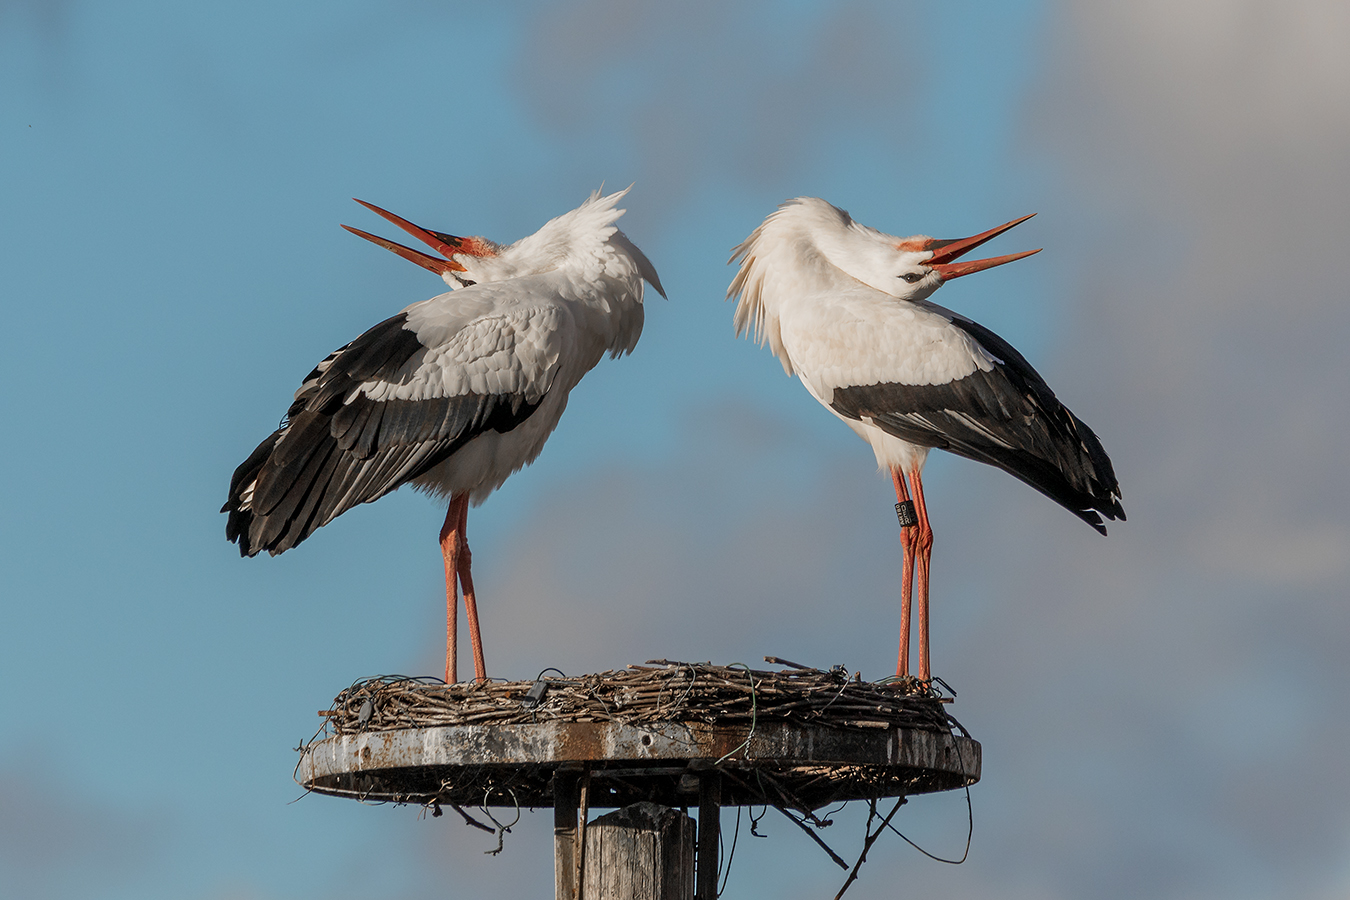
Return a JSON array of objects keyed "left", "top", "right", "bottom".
[
  {"left": 301, "top": 660, "right": 974, "bottom": 897},
  {"left": 316, "top": 658, "right": 953, "bottom": 737}
]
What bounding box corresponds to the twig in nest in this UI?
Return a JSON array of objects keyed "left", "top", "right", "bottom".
[
  {"left": 321, "top": 664, "right": 951, "bottom": 738},
  {"left": 763, "top": 655, "right": 814, "bottom": 670}
]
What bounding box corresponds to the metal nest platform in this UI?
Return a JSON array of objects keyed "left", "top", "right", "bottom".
[{"left": 297, "top": 660, "right": 980, "bottom": 811}]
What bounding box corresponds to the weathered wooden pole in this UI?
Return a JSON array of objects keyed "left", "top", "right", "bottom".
[
  {"left": 580, "top": 802, "right": 696, "bottom": 899},
  {"left": 553, "top": 767, "right": 581, "bottom": 900},
  {"left": 697, "top": 771, "right": 721, "bottom": 900}
]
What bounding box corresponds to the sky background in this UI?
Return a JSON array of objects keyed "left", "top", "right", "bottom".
[{"left": 3, "top": 1, "right": 1349, "bottom": 898}]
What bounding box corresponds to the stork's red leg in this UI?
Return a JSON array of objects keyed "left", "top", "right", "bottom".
[
  {"left": 439, "top": 496, "right": 468, "bottom": 684},
  {"left": 454, "top": 497, "right": 488, "bottom": 682},
  {"left": 907, "top": 469, "right": 934, "bottom": 681},
  {"left": 891, "top": 468, "right": 917, "bottom": 678}
]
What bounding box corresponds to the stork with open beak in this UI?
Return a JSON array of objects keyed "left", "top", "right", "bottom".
[
  {"left": 728, "top": 198, "right": 1122, "bottom": 681},
  {"left": 224, "top": 188, "right": 665, "bottom": 683}
]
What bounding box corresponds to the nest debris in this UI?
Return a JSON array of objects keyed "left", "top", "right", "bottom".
[{"left": 315, "top": 658, "right": 953, "bottom": 737}]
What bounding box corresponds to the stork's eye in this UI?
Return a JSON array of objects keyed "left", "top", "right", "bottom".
[
  {"left": 459, "top": 278, "right": 477, "bottom": 287},
  {"left": 900, "top": 272, "right": 924, "bottom": 284}
]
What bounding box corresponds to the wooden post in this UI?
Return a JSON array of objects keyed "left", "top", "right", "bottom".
[
  {"left": 553, "top": 767, "right": 581, "bottom": 900},
  {"left": 576, "top": 768, "right": 591, "bottom": 893},
  {"left": 581, "top": 802, "right": 695, "bottom": 900},
  {"left": 697, "top": 771, "right": 721, "bottom": 900}
]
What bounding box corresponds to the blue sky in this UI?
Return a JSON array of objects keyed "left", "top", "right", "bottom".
[{"left": 3, "top": 2, "right": 1349, "bottom": 899}]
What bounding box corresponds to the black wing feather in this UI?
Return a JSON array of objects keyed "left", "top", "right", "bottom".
[
  {"left": 223, "top": 312, "right": 543, "bottom": 557},
  {"left": 830, "top": 317, "right": 1124, "bottom": 534}
]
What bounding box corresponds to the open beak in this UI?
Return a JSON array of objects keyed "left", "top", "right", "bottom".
[
  {"left": 341, "top": 199, "right": 470, "bottom": 275},
  {"left": 922, "top": 213, "right": 1040, "bottom": 280}
]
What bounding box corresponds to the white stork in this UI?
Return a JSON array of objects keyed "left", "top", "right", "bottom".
[
  {"left": 728, "top": 198, "right": 1122, "bottom": 682},
  {"left": 224, "top": 188, "right": 665, "bottom": 683}
]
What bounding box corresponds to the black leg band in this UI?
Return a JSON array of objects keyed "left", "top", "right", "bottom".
[{"left": 895, "top": 500, "right": 918, "bottom": 528}]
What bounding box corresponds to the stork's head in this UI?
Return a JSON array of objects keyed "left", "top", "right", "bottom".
[
  {"left": 730, "top": 198, "right": 1040, "bottom": 370},
  {"left": 341, "top": 200, "right": 505, "bottom": 290},
  {"left": 342, "top": 189, "right": 665, "bottom": 300},
  {"left": 795, "top": 198, "right": 1041, "bottom": 302}
]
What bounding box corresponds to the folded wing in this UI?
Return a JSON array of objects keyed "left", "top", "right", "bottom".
[
  {"left": 224, "top": 297, "right": 564, "bottom": 556},
  {"left": 829, "top": 315, "right": 1124, "bottom": 534}
]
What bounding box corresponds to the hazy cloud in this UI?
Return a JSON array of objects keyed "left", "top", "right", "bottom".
[
  {"left": 0, "top": 0, "right": 71, "bottom": 42},
  {"left": 1030, "top": 0, "right": 1350, "bottom": 600},
  {"left": 0, "top": 756, "right": 163, "bottom": 899},
  {"left": 512, "top": 0, "right": 921, "bottom": 208},
  {"left": 997, "top": 1, "right": 1350, "bottom": 895}
]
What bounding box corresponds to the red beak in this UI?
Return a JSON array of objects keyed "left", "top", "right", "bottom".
[
  {"left": 342, "top": 199, "right": 478, "bottom": 275},
  {"left": 919, "top": 213, "right": 1040, "bottom": 280}
]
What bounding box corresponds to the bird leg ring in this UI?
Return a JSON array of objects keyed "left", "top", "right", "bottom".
[
  {"left": 895, "top": 500, "right": 918, "bottom": 528},
  {"left": 891, "top": 470, "right": 917, "bottom": 678}
]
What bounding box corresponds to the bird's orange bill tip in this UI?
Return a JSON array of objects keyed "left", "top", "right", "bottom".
[
  {"left": 930, "top": 247, "right": 1041, "bottom": 281},
  {"left": 923, "top": 213, "right": 1037, "bottom": 266},
  {"left": 351, "top": 198, "right": 470, "bottom": 261},
  {"left": 341, "top": 224, "right": 467, "bottom": 274}
]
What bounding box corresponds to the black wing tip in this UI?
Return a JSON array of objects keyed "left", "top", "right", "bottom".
[
  {"left": 223, "top": 429, "right": 285, "bottom": 557},
  {"left": 224, "top": 503, "right": 304, "bottom": 558},
  {"left": 1073, "top": 508, "right": 1109, "bottom": 536},
  {"left": 222, "top": 506, "right": 260, "bottom": 557},
  {"left": 1078, "top": 497, "right": 1125, "bottom": 536}
]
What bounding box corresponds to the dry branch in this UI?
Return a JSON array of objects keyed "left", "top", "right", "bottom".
[{"left": 318, "top": 662, "right": 949, "bottom": 736}]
